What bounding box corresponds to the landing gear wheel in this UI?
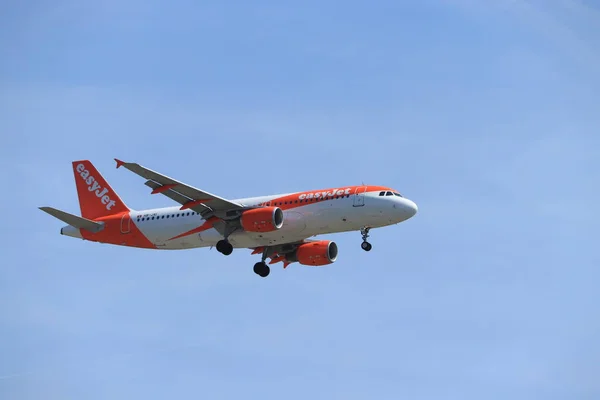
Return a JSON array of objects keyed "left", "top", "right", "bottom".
[
  {"left": 216, "top": 239, "right": 233, "bottom": 255},
  {"left": 360, "top": 227, "right": 372, "bottom": 251},
  {"left": 253, "top": 262, "right": 270, "bottom": 277}
]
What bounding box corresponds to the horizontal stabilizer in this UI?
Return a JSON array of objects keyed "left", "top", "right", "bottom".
[{"left": 39, "top": 207, "right": 104, "bottom": 233}]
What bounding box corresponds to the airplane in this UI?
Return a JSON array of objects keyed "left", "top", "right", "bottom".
[{"left": 39, "top": 159, "right": 418, "bottom": 277}]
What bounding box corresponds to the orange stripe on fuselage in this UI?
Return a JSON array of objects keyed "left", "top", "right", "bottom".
[
  {"left": 167, "top": 216, "right": 219, "bottom": 241},
  {"left": 257, "top": 185, "right": 392, "bottom": 211},
  {"left": 80, "top": 212, "right": 156, "bottom": 249}
]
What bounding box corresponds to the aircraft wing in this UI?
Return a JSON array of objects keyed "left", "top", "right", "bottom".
[{"left": 114, "top": 159, "right": 244, "bottom": 217}]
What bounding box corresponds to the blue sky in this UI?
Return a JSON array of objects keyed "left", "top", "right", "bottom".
[{"left": 1, "top": 0, "right": 599, "bottom": 398}]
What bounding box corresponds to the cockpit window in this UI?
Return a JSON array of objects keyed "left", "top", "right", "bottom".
[
  {"left": 393, "top": 192, "right": 403, "bottom": 197},
  {"left": 386, "top": 191, "right": 393, "bottom": 196},
  {"left": 379, "top": 191, "right": 385, "bottom": 196}
]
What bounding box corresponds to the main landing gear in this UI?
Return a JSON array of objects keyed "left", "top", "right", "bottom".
[
  {"left": 253, "top": 247, "right": 271, "bottom": 278},
  {"left": 253, "top": 261, "right": 270, "bottom": 278},
  {"left": 215, "top": 238, "right": 269, "bottom": 277},
  {"left": 216, "top": 224, "right": 238, "bottom": 256},
  {"left": 216, "top": 239, "right": 233, "bottom": 255},
  {"left": 214, "top": 224, "right": 270, "bottom": 277},
  {"left": 360, "top": 227, "right": 372, "bottom": 252}
]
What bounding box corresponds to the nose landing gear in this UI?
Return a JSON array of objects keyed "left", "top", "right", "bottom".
[{"left": 360, "top": 227, "right": 372, "bottom": 251}]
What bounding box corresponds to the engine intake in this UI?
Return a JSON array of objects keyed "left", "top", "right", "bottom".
[
  {"left": 286, "top": 240, "right": 338, "bottom": 266},
  {"left": 241, "top": 207, "right": 284, "bottom": 233}
]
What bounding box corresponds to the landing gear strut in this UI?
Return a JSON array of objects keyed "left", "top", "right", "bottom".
[
  {"left": 253, "top": 247, "right": 271, "bottom": 277},
  {"left": 360, "top": 227, "right": 372, "bottom": 252},
  {"left": 216, "top": 239, "right": 233, "bottom": 255}
]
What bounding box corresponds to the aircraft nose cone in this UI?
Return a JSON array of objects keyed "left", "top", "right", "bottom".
[
  {"left": 392, "top": 198, "right": 418, "bottom": 220},
  {"left": 405, "top": 199, "right": 418, "bottom": 218}
]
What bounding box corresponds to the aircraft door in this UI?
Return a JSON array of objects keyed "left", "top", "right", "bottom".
[
  {"left": 353, "top": 186, "right": 367, "bottom": 207},
  {"left": 120, "top": 213, "right": 131, "bottom": 234}
]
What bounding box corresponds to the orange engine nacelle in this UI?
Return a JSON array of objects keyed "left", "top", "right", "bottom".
[
  {"left": 286, "top": 240, "right": 338, "bottom": 266},
  {"left": 240, "top": 207, "right": 284, "bottom": 233}
]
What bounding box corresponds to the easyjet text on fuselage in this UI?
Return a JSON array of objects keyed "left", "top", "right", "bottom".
[{"left": 298, "top": 188, "right": 352, "bottom": 200}]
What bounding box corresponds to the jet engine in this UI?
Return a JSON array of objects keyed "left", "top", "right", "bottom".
[
  {"left": 286, "top": 240, "right": 338, "bottom": 266},
  {"left": 240, "top": 206, "right": 284, "bottom": 232}
]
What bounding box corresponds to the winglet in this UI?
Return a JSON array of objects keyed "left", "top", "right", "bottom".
[{"left": 114, "top": 158, "right": 125, "bottom": 169}]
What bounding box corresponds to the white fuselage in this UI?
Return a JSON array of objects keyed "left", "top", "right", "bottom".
[
  {"left": 153, "top": 191, "right": 408, "bottom": 249},
  {"left": 62, "top": 188, "right": 418, "bottom": 250}
]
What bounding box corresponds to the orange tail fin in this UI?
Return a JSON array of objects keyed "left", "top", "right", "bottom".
[{"left": 72, "top": 160, "right": 129, "bottom": 220}]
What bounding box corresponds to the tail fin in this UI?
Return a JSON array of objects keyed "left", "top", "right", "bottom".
[{"left": 72, "top": 160, "right": 129, "bottom": 220}]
